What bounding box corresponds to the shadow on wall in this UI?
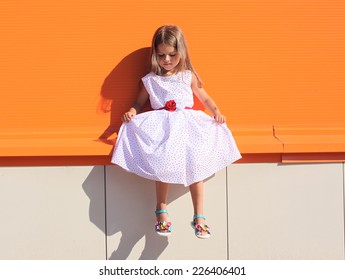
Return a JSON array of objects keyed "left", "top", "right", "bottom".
[
  {"left": 97, "top": 47, "right": 205, "bottom": 145},
  {"left": 82, "top": 166, "right": 189, "bottom": 260},
  {"left": 98, "top": 47, "right": 152, "bottom": 143}
]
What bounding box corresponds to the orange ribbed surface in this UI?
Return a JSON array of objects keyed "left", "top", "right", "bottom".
[{"left": 1, "top": 1, "right": 344, "bottom": 163}]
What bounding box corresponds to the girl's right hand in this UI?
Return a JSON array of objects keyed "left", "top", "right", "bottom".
[
  {"left": 213, "top": 112, "right": 226, "bottom": 123},
  {"left": 122, "top": 111, "right": 136, "bottom": 122}
]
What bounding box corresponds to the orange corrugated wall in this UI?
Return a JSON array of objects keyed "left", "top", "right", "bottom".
[{"left": 1, "top": 0, "right": 344, "bottom": 137}]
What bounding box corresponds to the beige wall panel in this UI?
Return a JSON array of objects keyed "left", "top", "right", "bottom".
[
  {"left": 227, "top": 163, "right": 344, "bottom": 260},
  {"left": 0, "top": 166, "right": 106, "bottom": 259},
  {"left": 106, "top": 166, "right": 228, "bottom": 260}
]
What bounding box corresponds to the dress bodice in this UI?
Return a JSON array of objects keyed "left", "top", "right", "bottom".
[{"left": 141, "top": 70, "right": 194, "bottom": 110}]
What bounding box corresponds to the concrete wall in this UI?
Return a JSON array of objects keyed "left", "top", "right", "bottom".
[{"left": 0, "top": 163, "right": 344, "bottom": 260}]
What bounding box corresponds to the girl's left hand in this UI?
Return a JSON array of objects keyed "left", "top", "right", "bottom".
[
  {"left": 122, "top": 111, "right": 136, "bottom": 122},
  {"left": 214, "top": 113, "right": 226, "bottom": 123}
]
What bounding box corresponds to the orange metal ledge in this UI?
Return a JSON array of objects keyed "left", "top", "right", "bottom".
[
  {"left": 1, "top": 125, "right": 345, "bottom": 166},
  {"left": 0, "top": 132, "right": 115, "bottom": 166},
  {"left": 232, "top": 125, "right": 345, "bottom": 163}
]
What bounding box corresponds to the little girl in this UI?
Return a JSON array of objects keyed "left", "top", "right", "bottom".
[{"left": 112, "top": 25, "right": 241, "bottom": 239}]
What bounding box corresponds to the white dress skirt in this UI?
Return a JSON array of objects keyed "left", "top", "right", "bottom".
[{"left": 111, "top": 70, "right": 241, "bottom": 186}]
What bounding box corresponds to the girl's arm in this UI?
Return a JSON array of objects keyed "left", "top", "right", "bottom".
[
  {"left": 191, "top": 73, "right": 226, "bottom": 123},
  {"left": 122, "top": 85, "right": 149, "bottom": 122}
]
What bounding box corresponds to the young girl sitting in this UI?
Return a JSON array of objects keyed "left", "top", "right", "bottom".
[{"left": 112, "top": 25, "right": 241, "bottom": 239}]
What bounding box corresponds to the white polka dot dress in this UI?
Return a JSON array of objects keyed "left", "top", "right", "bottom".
[{"left": 111, "top": 70, "right": 241, "bottom": 186}]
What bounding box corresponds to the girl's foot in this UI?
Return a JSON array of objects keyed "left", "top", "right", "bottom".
[
  {"left": 155, "top": 209, "right": 172, "bottom": 236},
  {"left": 191, "top": 214, "right": 211, "bottom": 239}
]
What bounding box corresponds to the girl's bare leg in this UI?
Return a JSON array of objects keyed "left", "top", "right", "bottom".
[
  {"left": 190, "top": 181, "right": 209, "bottom": 236},
  {"left": 155, "top": 181, "right": 169, "bottom": 224},
  {"left": 190, "top": 181, "right": 204, "bottom": 219}
]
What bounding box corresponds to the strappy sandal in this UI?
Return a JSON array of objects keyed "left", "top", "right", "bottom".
[
  {"left": 191, "top": 214, "right": 211, "bottom": 239},
  {"left": 155, "top": 209, "right": 172, "bottom": 236}
]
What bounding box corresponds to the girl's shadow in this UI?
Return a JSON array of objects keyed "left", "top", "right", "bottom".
[
  {"left": 98, "top": 47, "right": 152, "bottom": 143},
  {"left": 82, "top": 166, "right": 188, "bottom": 260}
]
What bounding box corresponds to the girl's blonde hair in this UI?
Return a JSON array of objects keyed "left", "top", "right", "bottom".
[{"left": 150, "top": 25, "right": 203, "bottom": 87}]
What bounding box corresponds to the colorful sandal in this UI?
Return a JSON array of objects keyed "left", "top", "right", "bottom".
[
  {"left": 155, "top": 209, "right": 172, "bottom": 237},
  {"left": 191, "top": 214, "right": 211, "bottom": 239}
]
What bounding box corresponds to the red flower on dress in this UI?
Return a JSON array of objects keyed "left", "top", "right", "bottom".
[{"left": 164, "top": 100, "right": 176, "bottom": 112}]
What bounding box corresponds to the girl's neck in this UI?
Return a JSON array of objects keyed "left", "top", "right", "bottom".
[{"left": 161, "top": 69, "right": 179, "bottom": 76}]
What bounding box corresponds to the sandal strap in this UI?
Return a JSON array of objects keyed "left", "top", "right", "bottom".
[
  {"left": 193, "top": 214, "right": 206, "bottom": 220},
  {"left": 155, "top": 209, "right": 168, "bottom": 215},
  {"left": 155, "top": 221, "right": 172, "bottom": 230},
  {"left": 194, "top": 224, "right": 211, "bottom": 237},
  {"left": 195, "top": 223, "right": 210, "bottom": 231}
]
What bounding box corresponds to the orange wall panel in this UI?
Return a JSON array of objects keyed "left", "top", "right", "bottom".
[{"left": 1, "top": 0, "right": 345, "bottom": 139}]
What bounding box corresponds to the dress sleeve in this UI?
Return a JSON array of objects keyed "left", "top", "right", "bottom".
[{"left": 183, "top": 70, "right": 193, "bottom": 85}]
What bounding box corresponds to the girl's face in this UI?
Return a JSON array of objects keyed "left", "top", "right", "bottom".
[{"left": 156, "top": 44, "right": 180, "bottom": 75}]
